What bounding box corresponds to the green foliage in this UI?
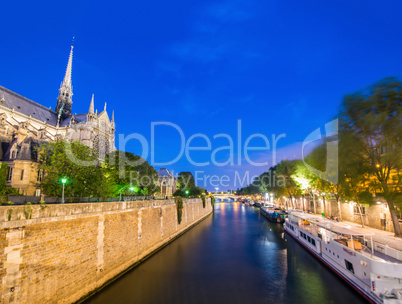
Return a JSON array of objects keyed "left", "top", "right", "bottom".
[
  {"left": 173, "top": 186, "right": 206, "bottom": 197},
  {"left": 210, "top": 196, "right": 215, "bottom": 209},
  {"left": 103, "top": 150, "right": 159, "bottom": 198},
  {"left": 177, "top": 172, "right": 196, "bottom": 190},
  {"left": 175, "top": 196, "right": 184, "bottom": 224},
  {"left": 0, "top": 163, "right": 20, "bottom": 196},
  {"left": 39, "top": 140, "right": 104, "bottom": 198},
  {"left": 23, "top": 205, "right": 32, "bottom": 219},
  {"left": 7, "top": 209, "right": 12, "bottom": 221},
  {"left": 201, "top": 196, "right": 206, "bottom": 208},
  {"left": 40, "top": 203, "right": 48, "bottom": 211},
  {"left": 339, "top": 77, "right": 402, "bottom": 235},
  {"left": 1, "top": 201, "right": 14, "bottom": 206},
  {"left": 174, "top": 172, "right": 206, "bottom": 198}
]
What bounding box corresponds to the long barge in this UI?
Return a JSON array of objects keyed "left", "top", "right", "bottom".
[
  {"left": 284, "top": 211, "right": 402, "bottom": 304},
  {"left": 260, "top": 207, "right": 287, "bottom": 223}
]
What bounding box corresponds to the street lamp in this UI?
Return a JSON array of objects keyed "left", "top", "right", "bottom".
[
  {"left": 119, "top": 186, "right": 127, "bottom": 201},
  {"left": 130, "top": 186, "right": 134, "bottom": 201},
  {"left": 61, "top": 177, "right": 67, "bottom": 204},
  {"left": 185, "top": 190, "right": 189, "bottom": 196}
]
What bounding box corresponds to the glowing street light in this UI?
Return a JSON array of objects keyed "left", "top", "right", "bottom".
[
  {"left": 185, "top": 190, "right": 189, "bottom": 196},
  {"left": 61, "top": 177, "right": 68, "bottom": 204},
  {"left": 130, "top": 186, "right": 134, "bottom": 201}
]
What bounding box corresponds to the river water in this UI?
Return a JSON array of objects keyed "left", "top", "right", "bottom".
[{"left": 84, "top": 203, "right": 366, "bottom": 304}]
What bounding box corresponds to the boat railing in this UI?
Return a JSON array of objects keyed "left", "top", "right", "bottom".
[{"left": 372, "top": 242, "right": 402, "bottom": 262}]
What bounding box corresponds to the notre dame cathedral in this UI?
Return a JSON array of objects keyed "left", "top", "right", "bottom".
[{"left": 0, "top": 45, "right": 116, "bottom": 196}]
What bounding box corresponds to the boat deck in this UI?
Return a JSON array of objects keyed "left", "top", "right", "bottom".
[
  {"left": 288, "top": 210, "right": 402, "bottom": 263},
  {"left": 359, "top": 247, "right": 402, "bottom": 264}
]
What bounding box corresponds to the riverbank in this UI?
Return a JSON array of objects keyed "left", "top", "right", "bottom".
[{"left": 0, "top": 198, "right": 212, "bottom": 304}]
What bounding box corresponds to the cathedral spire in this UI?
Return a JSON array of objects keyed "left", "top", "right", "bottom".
[
  {"left": 62, "top": 45, "right": 73, "bottom": 89},
  {"left": 89, "top": 94, "right": 94, "bottom": 114},
  {"left": 56, "top": 42, "right": 74, "bottom": 121},
  {"left": 111, "top": 110, "right": 115, "bottom": 130},
  {"left": 104, "top": 102, "right": 107, "bottom": 112}
]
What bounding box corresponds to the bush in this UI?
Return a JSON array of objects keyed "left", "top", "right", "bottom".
[
  {"left": 211, "top": 196, "right": 215, "bottom": 209},
  {"left": 175, "top": 196, "right": 184, "bottom": 224},
  {"left": 24, "top": 205, "right": 32, "bottom": 219},
  {"left": 7, "top": 209, "right": 13, "bottom": 221},
  {"left": 201, "top": 196, "right": 206, "bottom": 208}
]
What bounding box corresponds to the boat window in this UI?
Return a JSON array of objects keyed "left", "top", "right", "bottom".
[
  {"left": 307, "top": 236, "right": 311, "bottom": 243},
  {"left": 312, "top": 239, "right": 316, "bottom": 246},
  {"left": 300, "top": 232, "right": 303, "bottom": 237},
  {"left": 303, "top": 233, "right": 307, "bottom": 240},
  {"left": 345, "top": 260, "right": 354, "bottom": 274}
]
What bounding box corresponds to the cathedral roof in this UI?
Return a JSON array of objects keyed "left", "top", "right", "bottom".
[
  {"left": 0, "top": 85, "right": 85, "bottom": 128},
  {"left": 0, "top": 85, "right": 59, "bottom": 126},
  {"left": 158, "top": 168, "right": 171, "bottom": 177},
  {"left": 2, "top": 137, "right": 44, "bottom": 162},
  {"left": 59, "top": 113, "right": 88, "bottom": 127}
]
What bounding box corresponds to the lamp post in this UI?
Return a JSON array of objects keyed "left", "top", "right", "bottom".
[
  {"left": 185, "top": 190, "right": 189, "bottom": 197},
  {"left": 119, "top": 186, "right": 126, "bottom": 202},
  {"left": 130, "top": 187, "right": 134, "bottom": 201},
  {"left": 61, "top": 178, "right": 67, "bottom": 204}
]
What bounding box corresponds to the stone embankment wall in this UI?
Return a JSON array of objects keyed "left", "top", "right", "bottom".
[
  {"left": 0, "top": 198, "right": 212, "bottom": 304},
  {"left": 275, "top": 198, "right": 401, "bottom": 233}
]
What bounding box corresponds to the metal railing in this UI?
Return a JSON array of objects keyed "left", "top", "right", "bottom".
[{"left": 373, "top": 242, "right": 402, "bottom": 262}]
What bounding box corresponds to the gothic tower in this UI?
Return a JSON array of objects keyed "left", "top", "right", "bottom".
[{"left": 56, "top": 45, "right": 73, "bottom": 123}]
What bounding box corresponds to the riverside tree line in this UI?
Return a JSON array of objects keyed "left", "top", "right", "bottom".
[
  {"left": 238, "top": 78, "right": 401, "bottom": 236},
  {"left": 0, "top": 143, "right": 206, "bottom": 203}
]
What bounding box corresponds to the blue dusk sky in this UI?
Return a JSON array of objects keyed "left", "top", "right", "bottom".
[{"left": 1, "top": 0, "right": 402, "bottom": 190}]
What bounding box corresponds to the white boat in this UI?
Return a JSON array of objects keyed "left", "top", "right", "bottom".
[{"left": 284, "top": 211, "right": 402, "bottom": 304}]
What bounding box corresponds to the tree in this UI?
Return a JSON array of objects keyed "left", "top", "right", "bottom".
[
  {"left": 293, "top": 161, "right": 321, "bottom": 213},
  {"left": 177, "top": 172, "right": 196, "bottom": 190},
  {"left": 38, "top": 140, "right": 104, "bottom": 198},
  {"left": 174, "top": 172, "right": 206, "bottom": 197},
  {"left": 339, "top": 78, "right": 402, "bottom": 236},
  {"left": 103, "top": 150, "right": 159, "bottom": 198},
  {"left": 0, "top": 163, "right": 19, "bottom": 197},
  {"left": 301, "top": 142, "right": 354, "bottom": 218},
  {"left": 274, "top": 160, "right": 302, "bottom": 209}
]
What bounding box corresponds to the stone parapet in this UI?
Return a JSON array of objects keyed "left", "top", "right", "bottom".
[{"left": 0, "top": 198, "right": 212, "bottom": 304}]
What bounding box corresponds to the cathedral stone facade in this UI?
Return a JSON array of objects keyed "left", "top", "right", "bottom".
[
  {"left": 156, "top": 168, "right": 177, "bottom": 198},
  {"left": 0, "top": 45, "right": 116, "bottom": 196}
]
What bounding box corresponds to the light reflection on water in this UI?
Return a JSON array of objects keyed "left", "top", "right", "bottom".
[{"left": 84, "top": 203, "right": 366, "bottom": 304}]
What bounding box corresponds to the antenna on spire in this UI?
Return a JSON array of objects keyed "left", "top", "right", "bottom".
[{"left": 72, "top": 36, "right": 75, "bottom": 47}]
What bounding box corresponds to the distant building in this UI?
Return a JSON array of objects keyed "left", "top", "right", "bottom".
[
  {"left": 0, "top": 45, "right": 116, "bottom": 196},
  {"left": 157, "top": 168, "right": 177, "bottom": 197}
]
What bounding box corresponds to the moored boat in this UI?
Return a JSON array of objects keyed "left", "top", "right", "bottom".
[
  {"left": 284, "top": 211, "right": 402, "bottom": 304},
  {"left": 260, "top": 207, "right": 287, "bottom": 223}
]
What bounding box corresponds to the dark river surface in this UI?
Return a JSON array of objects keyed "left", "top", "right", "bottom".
[{"left": 84, "top": 203, "right": 366, "bottom": 304}]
